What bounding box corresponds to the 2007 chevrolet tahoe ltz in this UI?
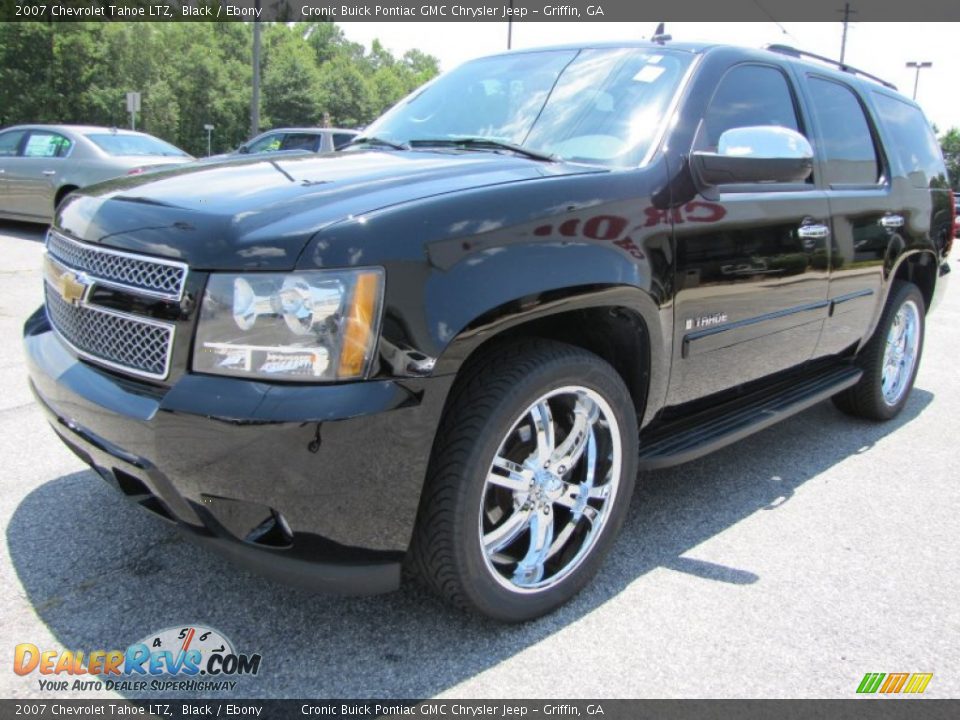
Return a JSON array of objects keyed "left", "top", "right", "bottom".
[{"left": 25, "top": 42, "right": 954, "bottom": 621}]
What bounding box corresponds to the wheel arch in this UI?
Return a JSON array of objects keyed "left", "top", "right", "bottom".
[
  {"left": 433, "top": 284, "right": 669, "bottom": 428},
  {"left": 889, "top": 249, "right": 938, "bottom": 312},
  {"left": 54, "top": 184, "right": 80, "bottom": 211},
  {"left": 859, "top": 248, "right": 938, "bottom": 350}
]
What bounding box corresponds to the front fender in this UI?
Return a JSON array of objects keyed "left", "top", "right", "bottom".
[
  {"left": 425, "top": 238, "right": 661, "bottom": 364},
  {"left": 296, "top": 162, "right": 674, "bottom": 405}
]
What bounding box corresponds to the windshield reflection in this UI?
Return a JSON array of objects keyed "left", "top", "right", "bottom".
[{"left": 362, "top": 47, "right": 692, "bottom": 168}]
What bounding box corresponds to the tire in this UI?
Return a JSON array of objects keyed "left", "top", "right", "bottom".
[
  {"left": 409, "top": 338, "right": 639, "bottom": 622},
  {"left": 832, "top": 281, "right": 925, "bottom": 421}
]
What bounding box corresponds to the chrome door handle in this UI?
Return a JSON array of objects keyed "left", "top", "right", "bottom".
[
  {"left": 879, "top": 214, "right": 904, "bottom": 229},
  {"left": 42, "top": 170, "right": 56, "bottom": 176},
  {"left": 797, "top": 224, "right": 830, "bottom": 240}
]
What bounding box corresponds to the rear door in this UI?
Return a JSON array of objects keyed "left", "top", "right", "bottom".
[
  {"left": 668, "top": 62, "right": 831, "bottom": 405},
  {"left": 797, "top": 74, "right": 890, "bottom": 357},
  {"left": 5, "top": 130, "right": 73, "bottom": 219}
]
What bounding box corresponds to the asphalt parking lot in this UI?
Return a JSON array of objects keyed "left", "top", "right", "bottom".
[{"left": 1, "top": 220, "right": 958, "bottom": 700}]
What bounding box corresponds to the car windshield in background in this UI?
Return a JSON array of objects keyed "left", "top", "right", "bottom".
[
  {"left": 362, "top": 47, "right": 693, "bottom": 167},
  {"left": 86, "top": 134, "right": 188, "bottom": 157}
]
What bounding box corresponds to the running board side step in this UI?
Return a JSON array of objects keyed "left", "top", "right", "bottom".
[{"left": 637, "top": 365, "right": 862, "bottom": 471}]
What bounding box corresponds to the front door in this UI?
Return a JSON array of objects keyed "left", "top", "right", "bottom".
[{"left": 667, "top": 62, "right": 831, "bottom": 406}]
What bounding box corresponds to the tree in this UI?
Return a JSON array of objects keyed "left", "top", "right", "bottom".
[
  {"left": 401, "top": 49, "right": 441, "bottom": 86},
  {"left": 318, "top": 55, "right": 375, "bottom": 128},
  {"left": 940, "top": 128, "right": 960, "bottom": 190},
  {"left": 0, "top": 23, "right": 55, "bottom": 125},
  {"left": 142, "top": 80, "right": 180, "bottom": 142},
  {"left": 262, "top": 25, "right": 324, "bottom": 128},
  {"left": 0, "top": 22, "right": 440, "bottom": 150}
]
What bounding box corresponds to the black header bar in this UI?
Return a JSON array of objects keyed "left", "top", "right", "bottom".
[{"left": 3, "top": 0, "right": 960, "bottom": 22}]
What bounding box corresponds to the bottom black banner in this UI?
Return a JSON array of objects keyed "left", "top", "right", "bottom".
[{"left": 2, "top": 700, "right": 959, "bottom": 720}]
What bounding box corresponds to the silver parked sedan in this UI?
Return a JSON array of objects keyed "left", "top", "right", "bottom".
[
  {"left": 231, "top": 127, "right": 359, "bottom": 156},
  {"left": 0, "top": 124, "right": 193, "bottom": 222}
]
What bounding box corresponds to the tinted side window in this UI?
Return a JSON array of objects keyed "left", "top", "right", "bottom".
[
  {"left": 23, "top": 132, "right": 72, "bottom": 158},
  {"left": 0, "top": 130, "right": 26, "bottom": 157},
  {"left": 247, "top": 133, "right": 282, "bottom": 153},
  {"left": 280, "top": 133, "right": 319, "bottom": 152},
  {"left": 807, "top": 78, "right": 880, "bottom": 186},
  {"left": 333, "top": 133, "right": 355, "bottom": 150},
  {"left": 700, "top": 65, "right": 801, "bottom": 152},
  {"left": 871, "top": 92, "right": 948, "bottom": 188}
]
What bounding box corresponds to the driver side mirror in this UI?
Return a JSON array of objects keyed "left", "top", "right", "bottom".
[
  {"left": 691, "top": 126, "right": 814, "bottom": 187},
  {"left": 237, "top": 145, "right": 250, "bottom": 154}
]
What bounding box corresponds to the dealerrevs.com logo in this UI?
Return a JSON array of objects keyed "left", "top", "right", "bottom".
[{"left": 14, "top": 625, "right": 262, "bottom": 693}]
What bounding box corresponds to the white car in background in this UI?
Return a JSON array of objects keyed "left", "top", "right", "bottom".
[
  {"left": 229, "top": 127, "right": 359, "bottom": 156},
  {"left": 0, "top": 125, "right": 193, "bottom": 223}
]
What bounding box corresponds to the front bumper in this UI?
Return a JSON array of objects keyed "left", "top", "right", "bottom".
[{"left": 24, "top": 307, "right": 453, "bottom": 595}]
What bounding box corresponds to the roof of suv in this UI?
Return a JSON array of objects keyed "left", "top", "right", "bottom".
[{"left": 493, "top": 40, "right": 907, "bottom": 100}]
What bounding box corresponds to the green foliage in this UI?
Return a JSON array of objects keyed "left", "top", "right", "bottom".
[
  {"left": 940, "top": 127, "right": 960, "bottom": 190},
  {"left": 0, "top": 22, "right": 439, "bottom": 156},
  {"left": 262, "top": 24, "right": 325, "bottom": 128},
  {"left": 318, "top": 55, "right": 375, "bottom": 129}
]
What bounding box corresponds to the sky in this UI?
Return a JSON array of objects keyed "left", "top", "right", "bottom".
[{"left": 339, "top": 21, "right": 959, "bottom": 133}]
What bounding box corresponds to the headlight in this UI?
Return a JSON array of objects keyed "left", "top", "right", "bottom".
[{"left": 193, "top": 268, "right": 384, "bottom": 381}]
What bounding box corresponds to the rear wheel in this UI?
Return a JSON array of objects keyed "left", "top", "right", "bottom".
[
  {"left": 833, "top": 281, "right": 925, "bottom": 421},
  {"left": 409, "top": 339, "right": 638, "bottom": 622}
]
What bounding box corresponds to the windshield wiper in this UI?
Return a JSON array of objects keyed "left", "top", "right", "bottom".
[
  {"left": 409, "top": 138, "right": 556, "bottom": 162},
  {"left": 346, "top": 136, "right": 410, "bottom": 151}
]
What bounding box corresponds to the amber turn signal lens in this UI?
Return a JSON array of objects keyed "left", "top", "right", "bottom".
[{"left": 337, "top": 270, "right": 383, "bottom": 378}]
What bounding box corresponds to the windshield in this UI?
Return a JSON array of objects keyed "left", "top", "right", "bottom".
[
  {"left": 86, "top": 133, "right": 189, "bottom": 157},
  {"left": 363, "top": 47, "right": 693, "bottom": 167}
]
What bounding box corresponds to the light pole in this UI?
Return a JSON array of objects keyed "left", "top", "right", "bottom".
[
  {"left": 906, "top": 61, "right": 932, "bottom": 101},
  {"left": 251, "top": 3, "right": 261, "bottom": 138},
  {"left": 204, "top": 124, "right": 214, "bottom": 157},
  {"left": 838, "top": 3, "right": 856, "bottom": 67},
  {"left": 507, "top": 0, "right": 513, "bottom": 49}
]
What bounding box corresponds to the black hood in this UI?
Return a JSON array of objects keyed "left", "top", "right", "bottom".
[{"left": 56, "top": 149, "right": 602, "bottom": 271}]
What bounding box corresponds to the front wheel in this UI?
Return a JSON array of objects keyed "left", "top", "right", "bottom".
[
  {"left": 409, "top": 339, "right": 639, "bottom": 622},
  {"left": 833, "top": 281, "right": 925, "bottom": 421}
]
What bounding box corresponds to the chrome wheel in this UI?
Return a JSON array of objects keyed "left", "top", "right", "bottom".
[
  {"left": 881, "top": 299, "right": 920, "bottom": 407},
  {"left": 478, "top": 386, "right": 622, "bottom": 594}
]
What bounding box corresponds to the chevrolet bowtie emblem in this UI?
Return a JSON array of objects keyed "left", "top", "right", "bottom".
[{"left": 44, "top": 254, "right": 91, "bottom": 306}]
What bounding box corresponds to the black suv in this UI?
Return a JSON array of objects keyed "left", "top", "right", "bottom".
[{"left": 25, "top": 42, "right": 953, "bottom": 621}]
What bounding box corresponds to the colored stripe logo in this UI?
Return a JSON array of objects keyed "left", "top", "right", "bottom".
[{"left": 857, "top": 672, "right": 933, "bottom": 694}]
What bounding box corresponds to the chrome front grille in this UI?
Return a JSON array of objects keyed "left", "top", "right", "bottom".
[
  {"left": 46, "top": 229, "right": 187, "bottom": 299},
  {"left": 44, "top": 286, "right": 174, "bottom": 379},
  {"left": 43, "top": 231, "right": 183, "bottom": 381}
]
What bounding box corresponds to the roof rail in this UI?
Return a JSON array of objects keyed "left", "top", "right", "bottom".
[{"left": 764, "top": 44, "right": 898, "bottom": 91}]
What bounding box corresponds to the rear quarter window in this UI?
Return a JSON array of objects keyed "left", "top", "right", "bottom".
[
  {"left": 87, "top": 133, "right": 187, "bottom": 157},
  {"left": 871, "top": 92, "right": 948, "bottom": 189}
]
